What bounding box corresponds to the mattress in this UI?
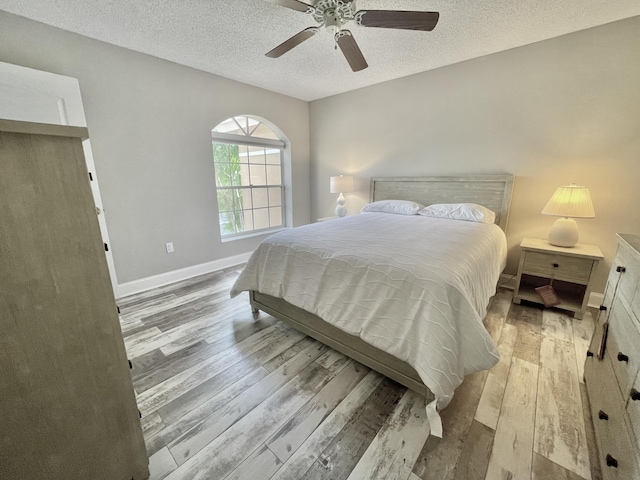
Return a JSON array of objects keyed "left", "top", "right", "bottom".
[{"left": 231, "top": 212, "right": 507, "bottom": 436}]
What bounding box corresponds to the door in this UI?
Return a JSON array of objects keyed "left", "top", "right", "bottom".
[{"left": 0, "top": 61, "right": 119, "bottom": 296}]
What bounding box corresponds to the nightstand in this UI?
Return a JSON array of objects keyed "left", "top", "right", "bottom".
[
  {"left": 513, "top": 237, "right": 604, "bottom": 319},
  {"left": 316, "top": 216, "right": 338, "bottom": 222}
]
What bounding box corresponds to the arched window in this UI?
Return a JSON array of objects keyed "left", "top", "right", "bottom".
[{"left": 212, "top": 115, "right": 287, "bottom": 239}]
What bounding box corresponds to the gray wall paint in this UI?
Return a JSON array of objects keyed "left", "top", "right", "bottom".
[
  {"left": 2, "top": 10, "right": 638, "bottom": 293},
  {"left": 0, "top": 11, "right": 310, "bottom": 284},
  {"left": 310, "top": 16, "right": 640, "bottom": 292}
]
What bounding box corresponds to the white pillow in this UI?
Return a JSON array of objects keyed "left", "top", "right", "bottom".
[
  {"left": 418, "top": 203, "right": 496, "bottom": 224},
  {"left": 360, "top": 199, "right": 424, "bottom": 215}
]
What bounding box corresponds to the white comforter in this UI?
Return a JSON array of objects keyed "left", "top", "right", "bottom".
[{"left": 230, "top": 212, "right": 506, "bottom": 436}]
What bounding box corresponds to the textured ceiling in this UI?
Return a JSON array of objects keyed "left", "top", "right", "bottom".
[{"left": 1, "top": 0, "right": 639, "bottom": 101}]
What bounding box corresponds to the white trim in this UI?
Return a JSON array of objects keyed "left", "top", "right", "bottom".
[
  {"left": 116, "top": 252, "right": 252, "bottom": 299},
  {"left": 221, "top": 226, "right": 288, "bottom": 243},
  {"left": 240, "top": 148, "right": 281, "bottom": 157},
  {"left": 588, "top": 292, "right": 604, "bottom": 309},
  {"left": 211, "top": 131, "right": 285, "bottom": 148}
]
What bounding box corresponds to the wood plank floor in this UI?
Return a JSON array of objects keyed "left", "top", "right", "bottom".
[{"left": 118, "top": 267, "right": 603, "bottom": 480}]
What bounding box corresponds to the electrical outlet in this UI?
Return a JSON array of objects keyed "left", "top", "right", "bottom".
[{"left": 165, "top": 242, "right": 174, "bottom": 254}]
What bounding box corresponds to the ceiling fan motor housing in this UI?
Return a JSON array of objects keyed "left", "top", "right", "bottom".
[{"left": 312, "top": 0, "right": 357, "bottom": 29}]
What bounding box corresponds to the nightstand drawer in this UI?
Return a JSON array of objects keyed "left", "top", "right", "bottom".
[
  {"left": 522, "top": 251, "right": 593, "bottom": 284},
  {"left": 607, "top": 300, "right": 640, "bottom": 398}
]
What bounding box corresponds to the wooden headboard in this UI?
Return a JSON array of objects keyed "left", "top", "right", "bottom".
[{"left": 370, "top": 175, "right": 514, "bottom": 232}]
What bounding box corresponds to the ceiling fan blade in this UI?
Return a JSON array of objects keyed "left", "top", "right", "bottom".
[
  {"left": 264, "top": 0, "right": 314, "bottom": 14},
  {"left": 335, "top": 30, "right": 368, "bottom": 72},
  {"left": 266, "top": 27, "right": 319, "bottom": 58},
  {"left": 355, "top": 10, "right": 439, "bottom": 31}
]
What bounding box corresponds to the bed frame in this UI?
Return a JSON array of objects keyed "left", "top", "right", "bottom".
[{"left": 250, "top": 175, "right": 514, "bottom": 398}]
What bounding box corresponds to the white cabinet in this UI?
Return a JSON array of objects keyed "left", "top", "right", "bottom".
[{"left": 585, "top": 234, "right": 640, "bottom": 480}]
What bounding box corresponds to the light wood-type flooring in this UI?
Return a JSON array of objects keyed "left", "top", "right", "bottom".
[{"left": 118, "top": 267, "right": 603, "bottom": 480}]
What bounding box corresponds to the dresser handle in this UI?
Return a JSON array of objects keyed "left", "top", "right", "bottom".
[
  {"left": 599, "top": 305, "right": 607, "bottom": 311},
  {"left": 598, "top": 410, "right": 609, "bottom": 420},
  {"left": 552, "top": 263, "right": 559, "bottom": 268},
  {"left": 616, "top": 266, "right": 626, "bottom": 273},
  {"left": 631, "top": 389, "right": 640, "bottom": 401},
  {"left": 586, "top": 351, "right": 594, "bottom": 358},
  {"left": 606, "top": 454, "right": 618, "bottom": 468},
  {"left": 617, "top": 352, "right": 629, "bottom": 363}
]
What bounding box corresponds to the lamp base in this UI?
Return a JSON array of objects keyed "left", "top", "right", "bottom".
[
  {"left": 548, "top": 217, "right": 579, "bottom": 247},
  {"left": 335, "top": 192, "right": 347, "bottom": 218}
]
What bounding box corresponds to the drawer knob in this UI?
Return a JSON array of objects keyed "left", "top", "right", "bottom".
[
  {"left": 631, "top": 389, "right": 640, "bottom": 401},
  {"left": 617, "top": 352, "right": 629, "bottom": 363},
  {"left": 606, "top": 454, "right": 618, "bottom": 468},
  {"left": 586, "top": 351, "right": 594, "bottom": 358},
  {"left": 598, "top": 410, "right": 609, "bottom": 421},
  {"left": 552, "top": 263, "right": 559, "bottom": 268},
  {"left": 616, "top": 265, "right": 626, "bottom": 273},
  {"left": 599, "top": 305, "right": 607, "bottom": 311}
]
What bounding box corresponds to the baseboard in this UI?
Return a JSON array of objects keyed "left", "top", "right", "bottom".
[
  {"left": 116, "top": 252, "right": 252, "bottom": 299},
  {"left": 588, "top": 292, "right": 604, "bottom": 309},
  {"left": 498, "top": 274, "right": 517, "bottom": 290},
  {"left": 117, "top": 262, "right": 606, "bottom": 307}
]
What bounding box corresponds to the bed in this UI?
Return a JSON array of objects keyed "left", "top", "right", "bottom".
[{"left": 230, "top": 175, "right": 513, "bottom": 436}]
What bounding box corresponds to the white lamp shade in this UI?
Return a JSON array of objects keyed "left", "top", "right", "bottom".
[
  {"left": 541, "top": 185, "right": 595, "bottom": 218},
  {"left": 330, "top": 175, "right": 354, "bottom": 194}
]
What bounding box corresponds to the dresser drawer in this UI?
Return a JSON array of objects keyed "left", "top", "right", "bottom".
[
  {"left": 586, "top": 355, "right": 619, "bottom": 421},
  {"left": 633, "top": 288, "right": 640, "bottom": 326},
  {"left": 606, "top": 299, "right": 640, "bottom": 398},
  {"left": 627, "top": 371, "right": 640, "bottom": 451},
  {"left": 613, "top": 239, "right": 640, "bottom": 312},
  {"left": 597, "top": 405, "right": 640, "bottom": 480},
  {"left": 588, "top": 308, "right": 606, "bottom": 356},
  {"left": 586, "top": 355, "right": 640, "bottom": 480},
  {"left": 522, "top": 251, "right": 594, "bottom": 284},
  {"left": 603, "top": 277, "right": 617, "bottom": 311}
]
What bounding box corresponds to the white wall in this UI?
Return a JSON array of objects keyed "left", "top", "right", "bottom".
[
  {"left": 0, "top": 11, "right": 311, "bottom": 286},
  {"left": 310, "top": 17, "right": 640, "bottom": 292}
]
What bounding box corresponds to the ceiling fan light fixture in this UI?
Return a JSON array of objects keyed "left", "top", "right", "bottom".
[{"left": 324, "top": 10, "right": 342, "bottom": 34}]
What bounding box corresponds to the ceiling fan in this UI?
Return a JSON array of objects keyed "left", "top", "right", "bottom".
[{"left": 264, "top": 0, "right": 439, "bottom": 72}]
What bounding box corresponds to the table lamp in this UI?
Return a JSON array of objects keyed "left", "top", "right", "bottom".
[
  {"left": 541, "top": 184, "right": 595, "bottom": 247},
  {"left": 330, "top": 175, "right": 354, "bottom": 218}
]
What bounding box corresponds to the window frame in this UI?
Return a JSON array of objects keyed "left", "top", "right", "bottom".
[{"left": 212, "top": 117, "right": 287, "bottom": 241}]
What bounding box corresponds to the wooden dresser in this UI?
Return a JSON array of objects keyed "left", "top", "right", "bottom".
[
  {"left": 585, "top": 234, "right": 640, "bottom": 479},
  {"left": 0, "top": 120, "right": 148, "bottom": 479}
]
